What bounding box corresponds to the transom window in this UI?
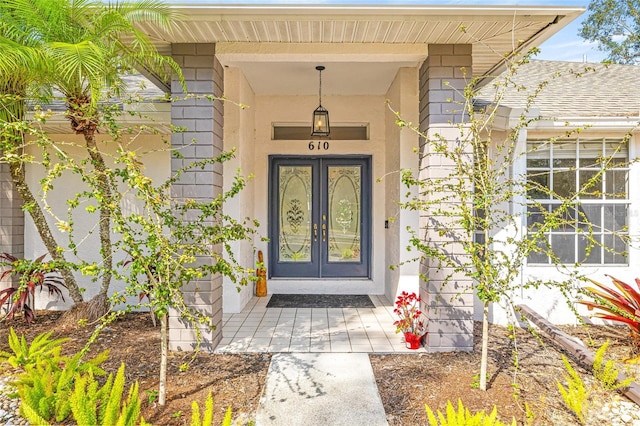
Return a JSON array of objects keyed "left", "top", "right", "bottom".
[{"left": 526, "top": 138, "right": 629, "bottom": 265}]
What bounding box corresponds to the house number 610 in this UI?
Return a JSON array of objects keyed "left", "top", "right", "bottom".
[{"left": 308, "top": 141, "right": 330, "bottom": 151}]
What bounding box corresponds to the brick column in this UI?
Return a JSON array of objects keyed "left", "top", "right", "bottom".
[
  {"left": 419, "top": 44, "right": 474, "bottom": 352},
  {"left": 168, "top": 44, "right": 224, "bottom": 351},
  {"left": 0, "top": 161, "right": 24, "bottom": 289}
]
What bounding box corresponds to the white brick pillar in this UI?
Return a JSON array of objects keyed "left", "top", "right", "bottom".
[
  {"left": 168, "top": 43, "right": 224, "bottom": 351},
  {"left": 418, "top": 44, "right": 474, "bottom": 352}
]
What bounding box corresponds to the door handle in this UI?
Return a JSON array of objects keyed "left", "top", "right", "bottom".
[
  {"left": 322, "top": 223, "right": 326, "bottom": 242},
  {"left": 313, "top": 224, "right": 318, "bottom": 242}
]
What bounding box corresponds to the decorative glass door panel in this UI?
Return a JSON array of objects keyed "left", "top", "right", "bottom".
[
  {"left": 279, "top": 166, "right": 312, "bottom": 262},
  {"left": 328, "top": 166, "right": 361, "bottom": 263},
  {"left": 270, "top": 157, "right": 370, "bottom": 278}
]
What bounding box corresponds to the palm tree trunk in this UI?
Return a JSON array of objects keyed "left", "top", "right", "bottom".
[
  {"left": 82, "top": 130, "right": 113, "bottom": 310},
  {"left": 8, "top": 156, "right": 84, "bottom": 303},
  {"left": 480, "top": 301, "right": 489, "bottom": 391}
]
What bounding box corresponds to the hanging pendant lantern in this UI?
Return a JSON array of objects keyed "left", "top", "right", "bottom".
[{"left": 311, "top": 65, "right": 330, "bottom": 137}]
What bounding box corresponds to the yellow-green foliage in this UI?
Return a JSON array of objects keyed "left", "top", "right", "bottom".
[
  {"left": 593, "top": 341, "right": 635, "bottom": 391},
  {"left": 191, "top": 391, "right": 215, "bottom": 426},
  {"left": 191, "top": 391, "right": 233, "bottom": 426},
  {"left": 5, "top": 329, "right": 109, "bottom": 424},
  {"left": 0, "top": 328, "right": 68, "bottom": 368},
  {"left": 19, "top": 399, "right": 51, "bottom": 426},
  {"left": 17, "top": 357, "right": 67, "bottom": 422},
  {"left": 70, "top": 371, "right": 103, "bottom": 425},
  {"left": 16, "top": 349, "right": 109, "bottom": 423},
  {"left": 524, "top": 402, "right": 535, "bottom": 426},
  {"left": 70, "top": 363, "right": 143, "bottom": 426},
  {"left": 425, "top": 399, "right": 517, "bottom": 426},
  {"left": 221, "top": 406, "right": 232, "bottom": 426},
  {"left": 557, "top": 355, "right": 589, "bottom": 425}
]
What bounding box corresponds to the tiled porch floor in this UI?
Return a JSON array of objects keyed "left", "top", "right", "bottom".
[{"left": 216, "top": 295, "right": 424, "bottom": 353}]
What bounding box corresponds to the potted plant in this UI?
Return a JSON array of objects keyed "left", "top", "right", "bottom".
[{"left": 393, "top": 291, "right": 426, "bottom": 349}]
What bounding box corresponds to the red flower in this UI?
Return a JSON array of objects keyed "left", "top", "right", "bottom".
[{"left": 393, "top": 291, "right": 425, "bottom": 335}]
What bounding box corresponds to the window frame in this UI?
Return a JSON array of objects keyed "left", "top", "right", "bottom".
[{"left": 526, "top": 137, "right": 630, "bottom": 266}]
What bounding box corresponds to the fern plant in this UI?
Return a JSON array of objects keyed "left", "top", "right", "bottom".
[
  {"left": 0, "top": 328, "right": 68, "bottom": 368},
  {"left": 3, "top": 329, "right": 147, "bottom": 425},
  {"left": 19, "top": 400, "right": 52, "bottom": 426},
  {"left": 593, "top": 341, "right": 635, "bottom": 391},
  {"left": 221, "top": 406, "right": 233, "bottom": 426},
  {"left": 190, "top": 391, "right": 233, "bottom": 426},
  {"left": 425, "top": 399, "right": 517, "bottom": 426},
  {"left": 191, "top": 391, "right": 214, "bottom": 426},
  {"left": 16, "top": 349, "right": 109, "bottom": 423},
  {"left": 70, "top": 363, "right": 144, "bottom": 426},
  {"left": 18, "top": 359, "right": 65, "bottom": 423},
  {"left": 557, "top": 355, "right": 589, "bottom": 425},
  {"left": 4, "top": 329, "right": 109, "bottom": 424}
]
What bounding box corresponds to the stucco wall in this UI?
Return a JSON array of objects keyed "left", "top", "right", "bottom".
[
  {"left": 223, "top": 67, "right": 258, "bottom": 312},
  {"left": 384, "top": 68, "right": 420, "bottom": 303},
  {"left": 22, "top": 134, "right": 169, "bottom": 309}
]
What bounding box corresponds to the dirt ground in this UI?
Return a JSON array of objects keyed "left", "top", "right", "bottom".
[
  {"left": 0, "top": 310, "right": 638, "bottom": 425},
  {"left": 0, "top": 311, "right": 271, "bottom": 425},
  {"left": 371, "top": 322, "right": 639, "bottom": 425}
]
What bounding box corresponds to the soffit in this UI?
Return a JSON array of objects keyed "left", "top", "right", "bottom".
[{"left": 136, "top": 4, "right": 583, "bottom": 94}]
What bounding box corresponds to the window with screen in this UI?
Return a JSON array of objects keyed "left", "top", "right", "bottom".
[{"left": 526, "top": 138, "right": 629, "bottom": 265}]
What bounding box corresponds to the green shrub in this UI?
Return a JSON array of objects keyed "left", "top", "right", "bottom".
[
  {"left": 191, "top": 391, "right": 214, "bottom": 426},
  {"left": 4, "top": 330, "right": 239, "bottom": 426},
  {"left": 0, "top": 328, "right": 68, "bottom": 368},
  {"left": 425, "top": 399, "right": 516, "bottom": 426},
  {"left": 71, "top": 363, "right": 144, "bottom": 426},
  {"left": 16, "top": 349, "right": 109, "bottom": 423},
  {"left": 557, "top": 355, "right": 589, "bottom": 424},
  {"left": 2, "top": 329, "right": 108, "bottom": 424},
  {"left": 190, "top": 391, "right": 233, "bottom": 426},
  {"left": 19, "top": 401, "right": 50, "bottom": 426},
  {"left": 593, "top": 341, "right": 635, "bottom": 391}
]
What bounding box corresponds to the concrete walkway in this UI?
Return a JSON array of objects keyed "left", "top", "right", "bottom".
[{"left": 255, "top": 353, "right": 388, "bottom": 426}]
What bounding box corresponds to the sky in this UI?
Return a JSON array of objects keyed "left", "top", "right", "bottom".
[{"left": 537, "top": 14, "right": 607, "bottom": 63}]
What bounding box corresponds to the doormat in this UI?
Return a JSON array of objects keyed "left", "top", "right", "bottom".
[{"left": 266, "top": 294, "right": 375, "bottom": 309}]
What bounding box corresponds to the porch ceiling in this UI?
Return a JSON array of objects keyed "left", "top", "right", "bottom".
[{"left": 137, "top": 4, "right": 584, "bottom": 94}]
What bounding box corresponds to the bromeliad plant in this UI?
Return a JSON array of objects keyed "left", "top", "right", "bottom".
[
  {"left": 393, "top": 291, "right": 426, "bottom": 336},
  {"left": 0, "top": 253, "right": 67, "bottom": 323},
  {"left": 577, "top": 275, "right": 640, "bottom": 345}
]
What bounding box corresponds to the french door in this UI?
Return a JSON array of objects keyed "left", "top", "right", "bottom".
[{"left": 269, "top": 156, "right": 371, "bottom": 278}]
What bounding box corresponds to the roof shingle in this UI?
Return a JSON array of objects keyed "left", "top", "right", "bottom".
[{"left": 478, "top": 60, "right": 640, "bottom": 118}]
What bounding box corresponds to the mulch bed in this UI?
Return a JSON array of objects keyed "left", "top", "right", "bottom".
[{"left": 0, "top": 310, "right": 638, "bottom": 425}]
